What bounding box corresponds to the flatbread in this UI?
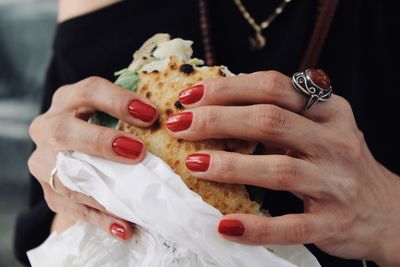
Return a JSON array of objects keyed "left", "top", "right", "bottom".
[{"left": 118, "top": 57, "right": 260, "bottom": 215}]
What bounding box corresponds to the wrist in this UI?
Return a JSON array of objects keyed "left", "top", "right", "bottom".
[
  {"left": 370, "top": 222, "right": 400, "bottom": 267},
  {"left": 368, "top": 167, "right": 400, "bottom": 267},
  {"left": 373, "top": 249, "right": 400, "bottom": 267}
]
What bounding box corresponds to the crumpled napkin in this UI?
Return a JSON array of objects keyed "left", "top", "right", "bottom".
[{"left": 27, "top": 151, "right": 320, "bottom": 267}]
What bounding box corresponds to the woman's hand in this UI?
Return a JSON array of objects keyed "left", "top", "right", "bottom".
[
  {"left": 167, "top": 71, "right": 400, "bottom": 266},
  {"left": 28, "top": 76, "right": 158, "bottom": 240}
]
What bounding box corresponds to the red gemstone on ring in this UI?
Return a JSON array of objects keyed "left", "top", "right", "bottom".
[{"left": 307, "top": 69, "right": 331, "bottom": 90}]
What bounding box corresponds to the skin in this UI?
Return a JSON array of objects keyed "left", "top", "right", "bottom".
[
  {"left": 169, "top": 71, "right": 400, "bottom": 267},
  {"left": 29, "top": 0, "right": 138, "bottom": 236},
  {"left": 58, "top": 0, "right": 121, "bottom": 23},
  {"left": 30, "top": 1, "right": 399, "bottom": 265},
  {"left": 28, "top": 77, "right": 159, "bottom": 238}
]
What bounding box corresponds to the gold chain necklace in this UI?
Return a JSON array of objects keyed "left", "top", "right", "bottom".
[{"left": 233, "top": 0, "right": 292, "bottom": 50}]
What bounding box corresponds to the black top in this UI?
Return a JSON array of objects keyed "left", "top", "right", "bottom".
[{"left": 15, "top": 0, "right": 399, "bottom": 266}]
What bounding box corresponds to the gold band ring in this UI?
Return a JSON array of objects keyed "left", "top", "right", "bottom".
[{"left": 49, "top": 167, "right": 59, "bottom": 193}]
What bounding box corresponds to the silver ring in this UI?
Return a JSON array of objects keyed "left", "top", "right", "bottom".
[
  {"left": 49, "top": 167, "right": 59, "bottom": 193},
  {"left": 292, "top": 69, "right": 333, "bottom": 113}
]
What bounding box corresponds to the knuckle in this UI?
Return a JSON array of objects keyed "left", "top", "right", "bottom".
[
  {"left": 336, "top": 96, "right": 352, "bottom": 113},
  {"left": 28, "top": 115, "right": 44, "bottom": 141},
  {"left": 254, "top": 71, "right": 286, "bottom": 95},
  {"left": 205, "top": 77, "right": 227, "bottom": 94},
  {"left": 107, "top": 92, "right": 124, "bottom": 113},
  {"left": 268, "top": 158, "right": 299, "bottom": 189},
  {"left": 252, "top": 219, "right": 273, "bottom": 243},
  {"left": 27, "top": 150, "right": 39, "bottom": 177},
  {"left": 335, "top": 177, "right": 361, "bottom": 204},
  {"left": 210, "top": 152, "right": 236, "bottom": 179},
  {"left": 63, "top": 188, "right": 78, "bottom": 202},
  {"left": 88, "top": 128, "right": 112, "bottom": 155},
  {"left": 195, "top": 107, "right": 219, "bottom": 132},
  {"left": 330, "top": 132, "right": 364, "bottom": 162},
  {"left": 348, "top": 137, "right": 364, "bottom": 161},
  {"left": 75, "top": 205, "right": 91, "bottom": 222},
  {"left": 253, "top": 105, "right": 286, "bottom": 134},
  {"left": 48, "top": 117, "right": 69, "bottom": 149},
  {"left": 43, "top": 189, "right": 58, "bottom": 213},
  {"left": 334, "top": 213, "right": 355, "bottom": 235},
  {"left": 287, "top": 221, "right": 310, "bottom": 243},
  {"left": 75, "top": 76, "right": 105, "bottom": 102},
  {"left": 52, "top": 85, "right": 69, "bottom": 104}
]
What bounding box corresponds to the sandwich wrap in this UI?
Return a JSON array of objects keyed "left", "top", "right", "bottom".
[{"left": 117, "top": 34, "right": 260, "bottom": 215}]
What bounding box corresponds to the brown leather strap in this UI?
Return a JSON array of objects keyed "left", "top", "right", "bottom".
[{"left": 299, "top": 0, "right": 339, "bottom": 70}]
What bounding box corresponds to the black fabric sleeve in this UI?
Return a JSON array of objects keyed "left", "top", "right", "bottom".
[{"left": 14, "top": 1, "right": 397, "bottom": 266}]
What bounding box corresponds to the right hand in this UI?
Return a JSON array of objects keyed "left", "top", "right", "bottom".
[{"left": 28, "top": 76, "right": 158, "bottom": 241}]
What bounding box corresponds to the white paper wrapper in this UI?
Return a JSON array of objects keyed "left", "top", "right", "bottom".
[{"left": 27, "top": 151, "right": 320, "bottom": 267}]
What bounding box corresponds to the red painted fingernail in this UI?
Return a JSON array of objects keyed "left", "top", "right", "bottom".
[
  {"left": 178, "top": 84, "right": 204, "bottom": 105},
  {"left": 185, "top": 154, "right": 210, "bottom": 172},
  {"left": 218, "top": 220, "right": 245, "bottom": 237},
  {"left": 112, "top": 136, "right": 143, "bottom": 159},
  {"left": 110, "top": 223, "right": 128, "bottom": 240},
  {"left": 128, "top": 99, "right": 157, "bottom": 122},
  {"left": 166, "top": 112, "right": 193, "bottom": 132}
]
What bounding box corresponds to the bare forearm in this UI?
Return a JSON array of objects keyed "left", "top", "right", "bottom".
[{"left": 372, "top": 166, "right": 400, "bottom": 267}]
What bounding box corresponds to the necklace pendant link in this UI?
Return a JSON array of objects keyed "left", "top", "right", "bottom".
[
  {"left": 249, "top": 31, "right": 266, "bottom": 50},
  {"left": 233, "top": 0, "right": 293, "bottom": 50}
]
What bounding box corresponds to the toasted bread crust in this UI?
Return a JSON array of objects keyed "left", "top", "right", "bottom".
[{"left": 119, "top": 58, "right": 260, "bottom": 214}]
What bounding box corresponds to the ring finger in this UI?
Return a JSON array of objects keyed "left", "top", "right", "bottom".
[
  {"left": 178, "top": 70, "right": 341, "bottom": 122},
  {"left": 166, "top": 104, "right": 330, "bottom": 154}
]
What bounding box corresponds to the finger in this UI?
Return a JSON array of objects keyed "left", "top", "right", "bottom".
[
  {"left": 29, "top": 149, "right": 121, "bottom": 216},
  {"left": 185, "top": 151, "right": 328, "bottom": 196},
  {"left": 178, "top": 71, "right": 341, "bottom": 122},
  {"left": 51, "top": 77, "right": 158, "bottom": 126},
  {"left": 28, "top": 148, "right": 57, "bottom": 184},
  {"left": 217, "top": 213, "right": 326, "bottom": 245},
  {"left": 43, "top": 182, "right": 134, "bottom": 241},
  {"left": 167, "top": 104, "right": 329, "bottom": 153},
  {"left": 52, "top": 175, "right": 108, "bottom": 213},
  {"left": 42, "top": 116, "right": 145, "bottom": 163}
]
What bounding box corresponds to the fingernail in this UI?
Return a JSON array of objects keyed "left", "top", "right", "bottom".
[
  {"left": 218, "top": 220, "right": 245, "bottom": 237},
  {"left": 110, "top": 223, "right": 128, "bottom": 240},
  {"left": 112, "top": 136, "right": 143, "bottom": 159},
  {"left": 178, "top": 84, "right": 204, "bottom": 105},
  {"left": 128, "top": 99, "right": 157, "bottom": 122},
  {"left": 166, "top": 112, "right": 193, "bottom": 132},
  {"left": 185, "top": 153, "right": 210, "bottom": 172}
]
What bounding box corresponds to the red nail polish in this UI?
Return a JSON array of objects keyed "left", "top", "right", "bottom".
[
  {"left": 178, "top": 84, "right": 204, "bottom": 105},
  {"left": 218, "top": 220, "right": 245, "bottom": 237},
  {"left": 185, "top": 154, "right": 210, "bottom": 172},
  {"left": 128, "top": 99, "right": 157, "bottom": 122},
  {"left": 110, "top": 223, "right": 127, "bottom": 240},
  {"left": 166, "top": 112, "right": 193, "bottom": 132},
  {"left": 112, "top": 137, "right": 143, "bottom": 159}
]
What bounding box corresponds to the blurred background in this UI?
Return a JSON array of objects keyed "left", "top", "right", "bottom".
[{"left": 0, "top": 0, "right": 57, "bottom": 265}]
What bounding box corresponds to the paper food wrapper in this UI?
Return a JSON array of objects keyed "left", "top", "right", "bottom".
[{"left": 27, "top": 151, "right": 320, "bottom": 267}]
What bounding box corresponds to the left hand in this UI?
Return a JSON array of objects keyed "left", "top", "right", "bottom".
[{"left": 166, "top": 71, "right": 400, "bottom": 266}]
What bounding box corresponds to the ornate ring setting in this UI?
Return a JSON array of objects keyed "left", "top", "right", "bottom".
[{"left": 292, "top": 69, "right": 333, "bottom": 113}]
